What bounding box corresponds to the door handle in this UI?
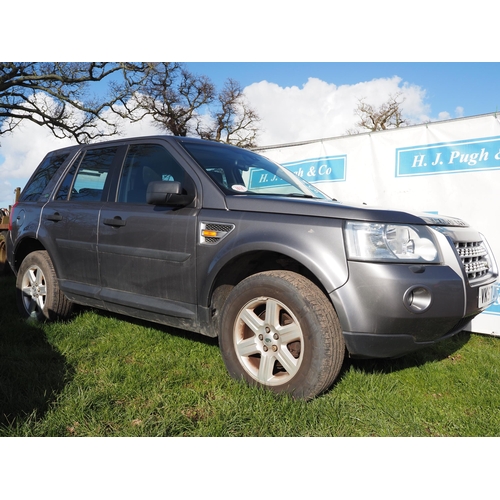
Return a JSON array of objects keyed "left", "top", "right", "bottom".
[
  {"left": 103, "top": 217, "right": 126, "bottom": 227},
  {"left": 46, "top": 213, "right": 63, "bottom": 222}
]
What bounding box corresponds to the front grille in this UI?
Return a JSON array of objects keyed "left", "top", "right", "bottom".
[{"left": 454, "top": 241, "right": 490, "bottom": 282}]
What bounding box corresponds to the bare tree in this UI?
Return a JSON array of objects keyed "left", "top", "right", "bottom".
[
  {"left": 134, "top": 64, "right": 261, "bottom": 148},
  {"left": 132, "top": 63, "right": 216, "bottom": 137},
  {"left": 1, "top": 62, "right": 262, "bottom": 148},
  {"left": 0, "top": 62, "right": 151, "bottom": 143},
  {"left": 347, "top": 92, "right": 409, "bottom": 134},
  {"left": 195, "top": 78, "right": 260, "bottom": 148}
]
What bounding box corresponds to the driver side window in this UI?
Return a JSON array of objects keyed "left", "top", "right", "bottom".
[{"left": 117, "top": 144, "right": 188, "bottom": 203}]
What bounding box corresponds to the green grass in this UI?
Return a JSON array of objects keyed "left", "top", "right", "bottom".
[{"left": 1, "top": 273, "right": 500, "bottom": 436}]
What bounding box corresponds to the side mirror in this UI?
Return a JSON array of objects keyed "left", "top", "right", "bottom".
[{"left": 146, "top": 181, "right": 193, "bottom": 206}]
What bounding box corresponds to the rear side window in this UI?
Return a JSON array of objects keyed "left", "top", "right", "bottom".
[
  {"left": 20, "top": 152, "right": 70, "bottom": 202},
  {"left": 55, "top": 147, "right": 117, "bottom": 202}
]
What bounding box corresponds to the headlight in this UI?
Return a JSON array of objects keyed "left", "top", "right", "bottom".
[{"left": 345, "top": 222, "right": 441, "bottom": 263}]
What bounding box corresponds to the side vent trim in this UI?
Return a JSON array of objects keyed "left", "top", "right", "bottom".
[{"left": 200, "top": 222, "right": 235, "bottom": 245}]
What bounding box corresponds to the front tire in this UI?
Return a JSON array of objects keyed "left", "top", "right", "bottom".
[
  {"left": 219, "top": 270, "right": 345, "bottom": 400},
  {"left": 16, "top": 250, "right": 73, "bottom": 321}
]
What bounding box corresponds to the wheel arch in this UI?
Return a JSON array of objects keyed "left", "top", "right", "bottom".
[
  {"left": 10, "top": 237, "right": 46, "bottom": 274},
  {"left": 204, "top": 245, "right": 345, "bottom": 338},
  {"left": 212, "top": 249, "right": 327, "bottom": 291},
  {"left": 202, "top": 231, "right": 348, "bottom": 300}
]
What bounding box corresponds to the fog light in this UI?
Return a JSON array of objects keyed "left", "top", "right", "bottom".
[{"left": 403, "top": 286, "right": 432, "bottom": 313}]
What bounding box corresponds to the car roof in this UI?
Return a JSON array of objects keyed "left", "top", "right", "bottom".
[{"left": 46, "top": 135, "right": 243, "bottom": 156}]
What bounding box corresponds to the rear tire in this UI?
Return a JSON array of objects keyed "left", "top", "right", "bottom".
[
  {"left": 219, "top": 270, "right": 345, "bottom": 400},
  {"left": 16, "top": 250, "right": 73, "bottom": 321}
]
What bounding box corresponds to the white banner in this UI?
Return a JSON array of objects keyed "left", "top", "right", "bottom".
[{"left": 255, "top": 113, "right": 500, "bottom": 335}]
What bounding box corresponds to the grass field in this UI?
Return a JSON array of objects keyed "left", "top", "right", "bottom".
[{"left": 1, "top": 273, "right": 500, "bottom": 437}]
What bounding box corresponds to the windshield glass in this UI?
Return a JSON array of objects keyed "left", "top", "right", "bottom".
[{"left": 181, "top": 141, "right": 328, "bottom": 199}]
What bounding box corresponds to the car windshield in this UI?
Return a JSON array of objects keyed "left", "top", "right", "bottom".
[{"left": 181, "top": 141, "right": 329, "bottom": 199}]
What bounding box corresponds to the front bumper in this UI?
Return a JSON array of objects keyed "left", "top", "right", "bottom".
[
  {"left": 342, "top": 318, "right": 473, "bottom": 359},
  {"left": 330, "top": 224, "right": 498, "bottom": 359},
  {"left": 330, "top": 259, "right": 496, "bottom": 359}
]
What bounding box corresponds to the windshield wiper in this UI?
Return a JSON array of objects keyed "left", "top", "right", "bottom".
[{"left": 285, "top": 193, "right": 315, "bottom": 198}]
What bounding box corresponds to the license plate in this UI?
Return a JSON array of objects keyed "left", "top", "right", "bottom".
[{"left": 478, "top": 283, "right": 497, "bottom": 309}]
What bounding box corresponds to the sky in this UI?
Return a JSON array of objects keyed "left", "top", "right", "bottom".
[
  {"left": 188, "top": 62, "right": 500, "bottom": 119},
  {"left": 2, "top": 61, "right": 500, "bottom": 209}
]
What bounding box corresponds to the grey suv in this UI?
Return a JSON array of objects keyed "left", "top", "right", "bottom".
[{"left": 7, "top": 135, "right": 499, "bottom": 399}]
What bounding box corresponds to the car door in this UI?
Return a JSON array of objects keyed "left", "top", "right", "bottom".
[
  {"left": 39, "top": 145, "right": 123, "bottom": 305},
  {"left": 97, "top": 141, "right": 199, "bottom": 321}
]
